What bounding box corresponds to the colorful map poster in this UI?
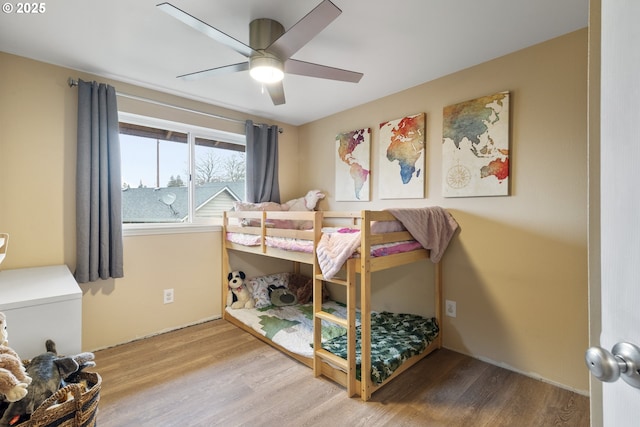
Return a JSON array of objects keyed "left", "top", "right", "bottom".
[
  {"left": 378, "top": 113, "right": 425, "bottom": 199},
  {"left": 335, "top": 128, "right": 371, "bottom": 201},
  {"left": 442, "top": 91, "right": 510, "bottom": 197}
]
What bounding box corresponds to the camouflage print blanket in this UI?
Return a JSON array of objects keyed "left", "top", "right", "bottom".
[{"left": 321, "top": 312, "right": 439, "bottom": 384}]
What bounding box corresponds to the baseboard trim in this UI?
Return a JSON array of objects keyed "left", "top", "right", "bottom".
[{"left": 89, "top": 315, "right": 222, "bottom": 353}]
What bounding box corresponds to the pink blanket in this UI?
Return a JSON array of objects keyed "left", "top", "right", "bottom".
[{"left": 316, "top": 229, "right": 361, "bottom": 280}]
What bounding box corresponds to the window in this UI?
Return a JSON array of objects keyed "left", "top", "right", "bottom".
[{"left": 118, "top": 113, "right": 245, "bottom": 229}]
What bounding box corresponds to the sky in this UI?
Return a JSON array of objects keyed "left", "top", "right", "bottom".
[
  {"left": 120, "top": 134, "right": 188, "bottom": 188},
  {"left": 120, "top": 134, "right": 241, "bottom": 188}
]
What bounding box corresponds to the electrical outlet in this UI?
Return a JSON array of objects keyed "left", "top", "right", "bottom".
[
  {"left": 445, "top": 300, "right": 456, "bottom": 318},
  {"left": 163, "top": 288, "right": 174, "bottom": 304}
]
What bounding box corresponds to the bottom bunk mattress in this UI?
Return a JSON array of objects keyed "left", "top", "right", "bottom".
[
  {"left": 225, "top": 303, "right": 439, "bottom": 385},
  {"left": 322, "top": 311, "right": 439, "bottom": 384},
  {"left": 225, "top": 301, "right": 354, "bottom": 359}
]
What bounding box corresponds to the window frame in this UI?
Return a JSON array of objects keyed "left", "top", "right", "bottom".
[{"left": 118, "top": 112, "right": 245, "bottom": 236}]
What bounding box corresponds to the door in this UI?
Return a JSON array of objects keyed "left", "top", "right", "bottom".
[{"left": 599, "top": 0, "right": 640, "bottom": 424}]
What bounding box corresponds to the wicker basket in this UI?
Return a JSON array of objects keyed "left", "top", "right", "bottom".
[{"left": 16, "top": 371, "right": 101, "bottom": 427}]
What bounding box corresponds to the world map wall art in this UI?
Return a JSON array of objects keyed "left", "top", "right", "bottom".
[
  {"left": 335, "top": 128, "right": 371, "bottom": 201},
  {"left": 442, "top": 91, "right": 510, "bottom": 197},
  {"left": 378, "top": 113, "right": 425, "bottom": 199}
]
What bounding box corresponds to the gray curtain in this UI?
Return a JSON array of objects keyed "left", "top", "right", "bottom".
[
  {"left": 75, "top": 79, "right": 124, "bottom": 283},
  {"left": 245, "top": 120, "right": 280, "bottom": 203}
]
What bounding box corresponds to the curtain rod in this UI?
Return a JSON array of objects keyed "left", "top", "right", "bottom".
[{"left": 67, "top": 78, "right": 283, "bottom": 133}]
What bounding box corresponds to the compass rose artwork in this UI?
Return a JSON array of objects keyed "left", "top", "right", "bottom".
[{"left": 446, "top": 163, "right": 472, "bottom": 190}]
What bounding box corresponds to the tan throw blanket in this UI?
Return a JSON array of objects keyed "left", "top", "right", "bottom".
[{"left": 387, "top": 207, "right": 458, "bottom": 263}]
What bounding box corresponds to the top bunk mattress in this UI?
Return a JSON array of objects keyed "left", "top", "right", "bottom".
[{"left": 225, "top": 231, "right": 422, "bottom": 256}]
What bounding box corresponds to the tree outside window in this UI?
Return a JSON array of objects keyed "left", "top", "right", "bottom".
[{"left": 119, "top": 114, "right": 245, "bottom": 225}]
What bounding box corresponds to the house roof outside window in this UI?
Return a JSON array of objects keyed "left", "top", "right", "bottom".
[{"left": 122, "top": 181, "right": 245, "bottom": 223}]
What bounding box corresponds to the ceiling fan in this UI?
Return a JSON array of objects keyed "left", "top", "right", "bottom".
[{"left": 157, "top": 0, "right": 363, "bottom": 106}]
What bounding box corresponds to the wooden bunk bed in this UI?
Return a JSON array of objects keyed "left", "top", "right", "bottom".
[{"left": 221, "top": 208, "right": 454, "bottom": 401}]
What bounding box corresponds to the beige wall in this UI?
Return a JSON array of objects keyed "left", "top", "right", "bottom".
[
  {"left": 0, "top": 51, "right": 299, "bottom": 350},
  {"left": 0, "top": 28, "right": 589, "bottom": 392},
  {"left": 299, "top": 29, "right": 589, "bottom": 392}
]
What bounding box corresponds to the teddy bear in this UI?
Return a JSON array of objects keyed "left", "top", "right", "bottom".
[
  {"left": 0, "top": 313, "right": 31, "bottom": 404},
  {"left": 286, "top": 274, "right": 313, "bottom": 305},
  {"left": 0, "top": 312, "right": 9, "bottom": 347},
  {"left": 226, "top": 271, "right": 254, "bottom": 309},
  {"left": 0, "top": 345, "right": 32, "bottom": 403},
  {"left": 0, "top": 347, "right": 31, "bottom": 405},
  {"left": 0, "top": 352, "right": 30, "bottom": 387},
  {"left": 0, "top": 368, "right": 29, "bottom": 405}
]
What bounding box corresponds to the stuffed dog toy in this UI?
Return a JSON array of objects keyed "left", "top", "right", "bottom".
[{"left": 227, "top": 271, "right": 254, "bottom": 309}]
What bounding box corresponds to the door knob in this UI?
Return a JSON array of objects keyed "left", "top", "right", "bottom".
[{"left": 585, "top": 342, "right": 640, "bottom": 389}]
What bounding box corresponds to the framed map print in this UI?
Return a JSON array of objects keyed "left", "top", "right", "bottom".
[
  {"left": 335, "top": 128, "right": 371, "bottom": 201},
  {"left": 378, "top": 113, "right": 425, "bottom": 199},
  {"left": 442, "top": 91, "right": 510, "bottom": 197}
]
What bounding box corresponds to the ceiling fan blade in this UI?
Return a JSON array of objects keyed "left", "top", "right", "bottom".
[
  {"left": 157, "top": 2, "right": 256, "bottom": 58},
  {"left": 285, "top": 59, "right": 363, "bottom": 83},
  {"left": 266, "top": 0, "right": 341, "bottom": 60},
  {"left": 178, "top": 62, "right": 250, "bottom": 81},
  {"left": 266, "top": 82, "right": 286, "bottom": 105}
]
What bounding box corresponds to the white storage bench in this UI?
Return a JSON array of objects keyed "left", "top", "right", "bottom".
[{"left": 0, "top": 265, "right": 82, "bottom": 359}]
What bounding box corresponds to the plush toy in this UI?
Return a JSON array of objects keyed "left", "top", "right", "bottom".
[
  {"left": 282, "top": 190, "right": 325, "bottom": 211},
  {"left": 0, "top": 313, "right": 31, "bottom": 404},
  {"left": 58, "top": 343, "right": 96, "bottom": 386},
  {"left": 0, "top": 354, "right": 30, "bottom": 387},
  {"left": 281, "top": 190, "right": 326, "bottom": 229},
  {"left": 0, "top": 340, "right": 92, "bottom": 425},
  {"left": 233, "top": 190, "right": 326, "bottom": 229},
  {"left": 0, "top": 313, "right": 8, "bottom": 347},
  {"left": 227, "top": 271, "right": 254, "bottom": 309},
  {"left": 286, "top": 274, "right": 313, "bottom": 305},
  {"left": 267, "top": 285, "right": 297, "bottom": 307},
  {"left": 233, "top": 190, "right": 325, "bottom": 213},
  {"left": 0, "top": 345, "right": 31, "bottom": 403},
  {"left": 0, "top": 368, "right": 29, "bottom": 405}
]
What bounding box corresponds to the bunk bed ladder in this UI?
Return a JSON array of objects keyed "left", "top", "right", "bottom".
[{"left": 312, "top": 263, "right": 357, "bottom": 397}]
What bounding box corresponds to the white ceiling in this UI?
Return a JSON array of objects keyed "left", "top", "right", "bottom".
[{"left": 0, "top": 0, "right": 588, "bottom": 126}]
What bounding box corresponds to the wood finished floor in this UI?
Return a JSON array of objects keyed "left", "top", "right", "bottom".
[{"left": 93, "top": 319, "right": 589, "bottom": 427}]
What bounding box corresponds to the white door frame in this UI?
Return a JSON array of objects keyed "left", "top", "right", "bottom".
[{"left": 590, "top": 0, "right": 640, "bottom": 425}]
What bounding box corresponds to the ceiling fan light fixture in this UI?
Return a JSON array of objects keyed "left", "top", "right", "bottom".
[{"left": 250, "top": 56, "right": 284, "bottom": 84}]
